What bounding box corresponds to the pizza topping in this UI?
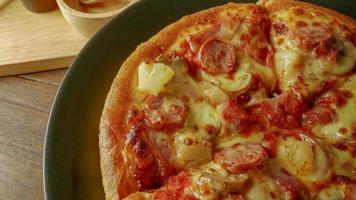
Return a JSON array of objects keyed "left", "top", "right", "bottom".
[
  {"left": 143, "top": 95, "right": 186, "bottom": 133},
  {"left": 196, "top": 39, "right": 236, "bottom": 75},
  {"left": 137, "top": 62, "right": 175, "bottom": 96},
  {"left": 178, "top": 26, "right": 221, "bottom": 78},
  {"left": 345, "top": 183, "right": 356, "bottom": 200},
  {"left": 303, "top": 86, "right": 354, "bottom": 130},
  {"left": 174, "top": 131, "right": 212, "bottom": 168},
  {"left": 302, "top": 106, "right": 336, "bottom": 128},
  {"left": 273, "top": 22, "right": 289, "bottom": 35},
  {"left": 261, "top": 131, "right": 279, "bottom": 158},
  {"left": 259, "top": 91, "right": 305, "bottom": 130},
  {"left": 296, "top": 21, "right": 308, "bottom": 28},
  {"left": 200, "top": 80, "right": 229, "bottom": 105},
  {"left": 151, "top": 171, "right": 197, "bottom": 200},
  {"left": 291, "top": 24, "right": 338, "bottom": 61},
  {"left": 273, "top": 171, "right": 306, "bottom": 199},
  {"left": 106, "top": 3, "right": 356, "bottom": 199},
  {"left": 224, "top": 193, "right": 245, "bottom": 200},
  {"left": 221, "top": 99, "right": 251, "bottom": 134},
  {"left": 276, "top": 137, "right": 315, "bottom": 177},
  {"left": 214, "top": 143, "right": 268, "bottom": 173},
  {"left": 123, "top": 192, "right": 152, "bottom": 200},
  {"left": 238, "top": 34, "right": 274, "bottom": 67},
  {"left": 293, "top": 24, "right": 331, "bottom": 50},
  {"left": 128, "top": 106, "right": 145, "bottom": 124},
  {"left": 309, "top": 79, "right": 337, "bottom": 103}
]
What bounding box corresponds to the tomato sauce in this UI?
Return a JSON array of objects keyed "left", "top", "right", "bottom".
[{"left": 152, "top": 172, "right": 198, "bottom": 200}]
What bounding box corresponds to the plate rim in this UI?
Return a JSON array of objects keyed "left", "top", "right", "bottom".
[{"left": 42, "top": 0, "right": 145, "bottom": 198}]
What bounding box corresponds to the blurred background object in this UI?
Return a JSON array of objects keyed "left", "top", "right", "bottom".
[
  {"left": 57, "top": 0, "right": 136, "bottom": 37},
  {"left": 20, "top": 0, "right": 57, "bottom": 12},
  {"left": 0, "top": 0, "right": 136, "bottom": 77},
  {"left": 0, "top": 0, "right": 13, "bottom": 9},
  {"left": 79, "top": 0, "right": 103, "bottom": 5}
]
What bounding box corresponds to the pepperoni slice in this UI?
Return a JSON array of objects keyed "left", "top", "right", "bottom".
[
  {"left": 151, "top": 172, "right": 198, "bottom": 200},
  {"left": 273, "top": 22, "right": 289, "bottom": 35},
  {"left": 196, "top": 39, "right": 236, "bottom": 75},
  {"left": 221, "top": 100, "right": 250, "bottom": 133},
  {"left": 292, "top": 24, "right": 337, "bottom": 61},
  {"left": 259, "top": 91, "right": 305, "bottom": 130},
  {"left": 273, "top": 171, "right": 306, "bottom": 200},
  {"left": 293, "top": 25, "right": 332, "bottom": 49},
  {"left": 143, "top": 95, "right": 186, "bottom": 133},
  {"left": 345, "top": 183, "right": 356, "bottom": 200},
  {"left": 302, "top": 106, "right": 336, "bottom": 127},
  {"left": 214, "top": 143, "right": 268, "bottom": 173},
  {"left": 281, "top": 92, "right": 306, "bottom": 117}
]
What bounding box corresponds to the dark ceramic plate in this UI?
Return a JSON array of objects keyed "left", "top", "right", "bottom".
[{"left": 44, "top": 0, "right": 355, "bottom": 199}]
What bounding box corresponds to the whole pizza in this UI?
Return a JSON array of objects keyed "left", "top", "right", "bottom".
[{"left": 99, "top": 0, "right": 356, "bottom": 199}]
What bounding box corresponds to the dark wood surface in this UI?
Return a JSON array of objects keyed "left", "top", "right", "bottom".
[{"left": 0, "top": 69, "right": 67, "bottom": 199}]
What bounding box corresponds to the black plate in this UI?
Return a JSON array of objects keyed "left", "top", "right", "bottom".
[{"left": 44, "top": 0, "right": 355, "bottom": 199}]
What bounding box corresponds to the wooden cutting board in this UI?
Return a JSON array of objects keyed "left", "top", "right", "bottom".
[{"left": 0, "top": 0, "right": 88, "bottom": 77}]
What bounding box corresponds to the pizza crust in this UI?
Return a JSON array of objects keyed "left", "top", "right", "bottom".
[
  {"left": 260, "top": 0, "right": 356, "bottom": 30},
  {"left": 99, "top": 1, "right": 355, "bottom": 199}
]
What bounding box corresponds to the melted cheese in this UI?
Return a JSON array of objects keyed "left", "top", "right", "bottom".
[
  {"left": 304, "top": 143, "right": 330, "bottom": 182},
  {"left": 124, "top": 192, "right": 152, "bottom": 200},
  {"left": 217, "top": 132, "right": 265, "bottom": 149},
  {"left": 316, "top": 184, "right": 345, "bottom": 200},
  {"left": 166, "top": 59, "right": 204, "bottom": 99},
  {"left": 187, "top": 101, "right": 220, "bottom": 130},
  {"left": 124, "top": 3, "right": 356, "bottom": 200},
  {"left": 202, "top": 71, "right": 253, "bottom": 94},
  {"left": 199, "top": 80, "right": 229, "bottom": 105},
  {"left": 274, "top": 49, "right": 302, "bottom": 91},
  {"left": 245, "top": 175, "right": 286, "bottom": 200},
  {"left": 201, "top": 54, "right": 277, "bottom": 95},
  {"left": 330, "top": 147, "right": 356, "bottom": 179},
  {"left": 270, "top": 8, "right": 356, "bottom": 94},
  {"left": 313, "top": 75, "right": 356, "bottom": 143},
  {"left": 189, "top": 162, "right": 249, "bottom": 200}
]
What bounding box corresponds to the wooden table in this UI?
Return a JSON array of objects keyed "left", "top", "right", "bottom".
[
  {"left": 0, "top": 69, "right": 66, "bottom": 199},
  {"left": 0, "top": 0, "right": 82, "bottom": 198}
]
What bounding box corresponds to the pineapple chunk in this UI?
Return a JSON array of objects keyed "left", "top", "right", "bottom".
[
  {"left": 174, "top": 131, "right": 212, "bottom": 168},
  {"left": 137, "top": 62, "right": 175, "bottom": 96},
  {"left": 316, "top": 185, "right": 345, "bottom": 200},
  {"left": 246, "top": 178, "right": 281, "bottom": 200},
  {"left": 200, "top": 81, "right": 229, "bottom": 105},
  {"left": 277, "top": 137, "right": 314, "bottom": 177}
]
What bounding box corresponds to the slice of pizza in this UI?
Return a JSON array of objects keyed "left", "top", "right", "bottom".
[
  {"left": 264, "top": 0, "right": 356, "bottom": 94},
  {"left": 99, "top": 0, "right": 356, "bottom": 199}
]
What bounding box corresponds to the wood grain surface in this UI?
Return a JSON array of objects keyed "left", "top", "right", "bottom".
[
  {"left": 0, "top": 0, "right": 88, "bottom": 77},
  {"left": 0, "top": 69, "right": 66, "bottom": 199}
]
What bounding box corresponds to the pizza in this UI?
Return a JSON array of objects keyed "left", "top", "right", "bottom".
[{"left": 99, "top": 0, "right": 356, "bottom": 199}]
